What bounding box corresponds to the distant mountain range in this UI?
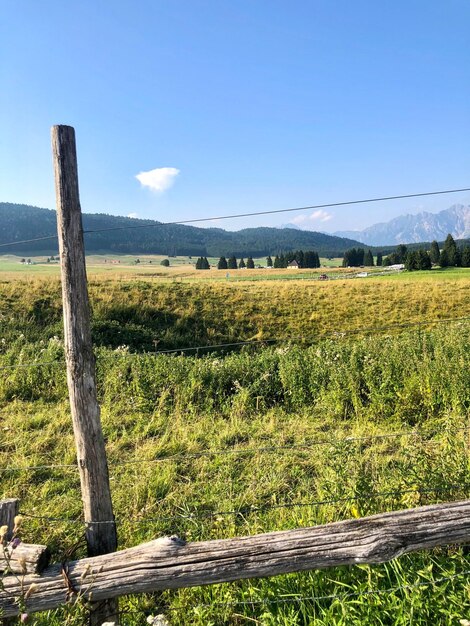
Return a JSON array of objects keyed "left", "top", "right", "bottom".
[
  {"left": 333, "top": 204, "right": 470, "bottom": 246},
  {"left": 0, "top": 203, "right": 363, "bottom": 258}
]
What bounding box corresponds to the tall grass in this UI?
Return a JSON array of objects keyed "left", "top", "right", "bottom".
[{"left": 1, "top": 276, "right": 470, "bottom": 624}]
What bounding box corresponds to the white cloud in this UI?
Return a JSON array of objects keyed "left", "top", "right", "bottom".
[
  {"left": 135, "top": 167, "right": 180, "bottom": 192},
  {"left": 127, "top": 212, "right": 139, "bottom": 219},
  {"left": 291, "top": 209, "right": 333, "bottom": 225}
]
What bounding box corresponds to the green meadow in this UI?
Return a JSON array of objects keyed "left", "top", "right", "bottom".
[{"left": 1, "top": 268, "right": 470, "bottom": 624}]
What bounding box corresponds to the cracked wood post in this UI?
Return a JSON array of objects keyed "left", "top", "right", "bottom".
[{"left": 51, "top": 125, "right": 118, "bottom": 625}]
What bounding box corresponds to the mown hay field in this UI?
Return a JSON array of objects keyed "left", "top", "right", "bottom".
[{"left": 1, "top": 271, "right": 470, "bottom": 624}]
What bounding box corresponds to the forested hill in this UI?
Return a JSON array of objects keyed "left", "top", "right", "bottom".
[{"left": 0, "top": 203, "right": 364, "bottom": 257}]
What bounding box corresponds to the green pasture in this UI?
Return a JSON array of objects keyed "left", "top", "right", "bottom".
[{"left": 1, "top": 272, "right": 470, "bottom": 624}]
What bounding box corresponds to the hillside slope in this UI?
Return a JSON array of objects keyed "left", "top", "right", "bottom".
[{"left": 0, "top": 202, "right": 362, "bottom": 257}]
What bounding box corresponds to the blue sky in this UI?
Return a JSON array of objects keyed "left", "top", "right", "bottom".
[{"left": 1, "top": 0, "right": 469, "bottom": 232}]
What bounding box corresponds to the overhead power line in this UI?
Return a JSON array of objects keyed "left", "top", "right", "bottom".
[{"left": 1, "top": 186, "right": 469, "bottom": 248}]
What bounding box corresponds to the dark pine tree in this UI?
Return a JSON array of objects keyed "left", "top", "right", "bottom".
[
  {"left": 343, "top": 248, "right": 365, "bottom": 267},
  {"left": 429, "top": 240, "right": 440, "bottom": 265},
  {"left": 461, "top": 246, "right": 470, "bottom": 268},
  {"left": 238, "top": 258, "right": 246, "bottom": 269},
  {"left": 439, "top": 248, "right": 450, "bottom": 267},
  {"left": 273, "top": 255, "right": 281, "bottom": 268},
  {"left": 246, "top": 256, "right": 255, "bottom": 269},
  {"left": 304, "top": 250, "right": 317, "bottom": 268},
  {"left": 417, "top": 249, "right": 432, "bottom": 270},
  {"left": 364, "top": 250, "right": 374, "bottom": 266},
  {"left": 266, "top": 255, "right": 273, "bottom": 267},
  {"left": 295, "top": 250, "right": 305, "bottom": 268},
  {"left": 405, "top": 251, "right": 418, "bottom": 271},
  {"left": 396, "top": 245, "right": 408, "bottom": 263},
  {"left": 217, "top": 256, "right": 228, "bottom": 270},
  {"left": 376, "top": 251, "right": 383, "bottom": 266},
  {"left": 227, "top": 255, "right": 237, "bottom": 269},
  {"left": 442, "top": 234, "right": 459, "bottom": 266}
]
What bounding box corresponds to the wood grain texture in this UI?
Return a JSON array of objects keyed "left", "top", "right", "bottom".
[
  {"left": 0, "top": 499, "right": 19, "bottom": 626},
  {"left": 1, "top": 499, "right": 470, "bottom": 618},
  {"left": 51, "top": 125, "right": 118, "bottom": 624},
  {"left": 0, "top": 542, "right": 50, "bottom": 575},
  {"left": 0, "top": 499, "right": 19, "bottom": 542}
]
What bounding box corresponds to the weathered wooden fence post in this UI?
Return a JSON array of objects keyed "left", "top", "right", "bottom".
[
  {"left": 0, "top": 499, "right": 19, "bottom": 541},
  {"left": 51, "top": 125, "right": 118, "bottom": 625},
  {"left": 0, "top": 498, "right": 19, "bottom": 626}
]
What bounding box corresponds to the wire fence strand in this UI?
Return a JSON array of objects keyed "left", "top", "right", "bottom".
[
  {"left": 18, "top": 482, "right": 468, "bottom": 527},
  {"left": 2, "top": 426, "right": 468, "bottom": 474},
  {"left": 1, "top": 313, "right": 469, "bottom": 373}
]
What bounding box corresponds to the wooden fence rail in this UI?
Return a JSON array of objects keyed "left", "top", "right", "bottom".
[{"left": 1, "top": 499, "right": 470, "bottom": 618}]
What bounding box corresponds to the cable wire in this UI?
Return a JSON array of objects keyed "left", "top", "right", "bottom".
[
  {"left": 18, "top": 483, "right": 467, "bottom": 526},
  {"left": 1, "top": 186, "right": 470, "bottom": 248},
  {"left": 2, "top": 426, "right": 468, "bottom": 474},
  {"left": 3, "top": 313, "right": 466, "bottom": 373}
]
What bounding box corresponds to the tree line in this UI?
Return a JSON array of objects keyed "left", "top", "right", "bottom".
[
  {"left": 196, "top": 249, "right": 321, "bottom": 270},
  {"left": 384, "top": 235, "right": 470, "bottom": 270},
  {"left": 272, "top": 250, "right": 320, "bottom": 268},
  {"left": 342, "top": 234, "right": 470, "bottom": 271}
]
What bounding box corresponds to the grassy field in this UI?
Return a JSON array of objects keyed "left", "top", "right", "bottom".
[{"left": 1, "top": 269, "right": 470, "bottom": 624}]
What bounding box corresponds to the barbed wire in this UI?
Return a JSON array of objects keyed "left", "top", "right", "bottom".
[
  {"left": 1, "top": 313, "right": 469, "bottom": 373},
  {"left": 2, "top": 186, "right": 470, "bottom": 249},
  {"left": 18, "top": 482, "right": 468, "bottom": 527},
  {"left": 2, "top": 426, "right": 468, "bottom": 474}
]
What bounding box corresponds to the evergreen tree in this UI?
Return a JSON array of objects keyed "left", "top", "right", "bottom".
[
  {"left": 342, "top": 247, "right": 365, "bottom": 267},
  {"left": 442, "top": 234, "right": 459, "bottom": 266},
  {"left": 295, "top": 250, "right": 305, "bottom": 268},
  {"left": 217, "top": 256, "right": 228, "bottom": 270},
  {"left": 238, "top": 258, "right": 246, "bottom": 269},
  {"left": 246, "top": 256, "right": 255, "bottom": 269},
  {"left": 396, "top": 244, "right": 408, "bottom": 263},
  {"left": 195, "top": 257, "right": 202, "bottom": 269},
  {"left": 376, "top": 252, "right": 383, "bottom": 266},
  {"left": 439, "top": 248, "right": 450, "bottom": 267},
  {"left": 461, "top": 246, "right": 470, "bottom": 268},
  {"left": 203, "top": 257, "right": 210, "bottom": 269},
  {"left": 429, "top": 240, "right": 440, "bottom": 265},
  {"left": 273, "top": 255, "right": 281, "bottom": 268},
  {"left": 405, "top": 251, "right": 418, "bottom": 271},
  {"left": 364, "top": 249, "right": 374, "bottom": 266},
  {"left": 279, "top": 253, "right": 286, "bottom": 268},
  {"left": 160, "top": 259, "right": 170, "bottom": 267},
  {"left": 304, "top": 250, "right": 317, "bottom": 268},
  {"left": 417, "top": 249, "right": 432, "bottom": 270},
  {"left": 266, "top": 255, "right": 273, "bottom": 267},
  {"left": 227, "top": 255, "right": 237, "bottom": 269}
]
